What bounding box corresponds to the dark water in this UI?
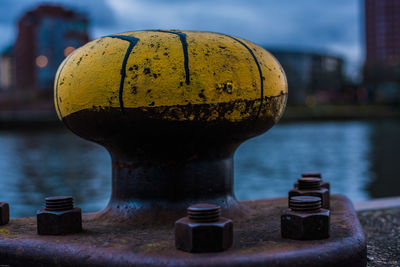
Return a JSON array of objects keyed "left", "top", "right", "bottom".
[{"left": 1, "top": 120, "right": 399, "bottom": 218}]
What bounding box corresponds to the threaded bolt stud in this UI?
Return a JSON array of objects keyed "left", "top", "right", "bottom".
[
  {"left": 289, "top": 196, "right": 321, "bottom": 212},
  {"left": 301, "top": 172, "right": 322, "bottom": 178},
  {"left": 297, "top": 177, "right": 321, "bottom": 190},
  {"left": 187, "top": 203, "right": 221, "bottom": 223},
  {"left": 45, "top": 196, "right": 74, "bottom": 211}
]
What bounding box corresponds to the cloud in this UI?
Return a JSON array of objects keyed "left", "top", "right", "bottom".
[{"left": 0, "top": 0, "right": 362, "bottom": 79}]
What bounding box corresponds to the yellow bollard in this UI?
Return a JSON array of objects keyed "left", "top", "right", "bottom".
[
  {"left": 55, "top": 30, "right": 287, "bottom": 122},
  {"left": 54, "top": 30, "right": 288, "bottom": 222}
]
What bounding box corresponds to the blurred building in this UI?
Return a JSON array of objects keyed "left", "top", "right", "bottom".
[
  {"left": 267, "top": 49, "right": 344, "bottom": 104},
  {"left": 0, "top": 46, "right": 14, "bottom": 91},
  {"left": 14, "top": 4, "right": 89, "bottom": 92},
  {"left": 364, "top": 0, "right": 400, "bottom": 102}
]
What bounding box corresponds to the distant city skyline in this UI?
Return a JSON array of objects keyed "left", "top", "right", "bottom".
[
  {"left": 0, "top": 0, "right": 362, "bottom": 80},
  {"left": 14, "top": 5, "right": 89, "bottom": 91},
  {"left": 365, "top": 0, "right": 400, "bottom": 65},
  {"left": 363, "top": 0, "right": 400, "bottom": 102}
]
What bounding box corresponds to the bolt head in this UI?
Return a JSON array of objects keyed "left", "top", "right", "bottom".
[
  {"left": 281, "top": 209, "right": 330, "bottom": 240},
  {"left": 37, "top": 207, "right": 82, "bottom": 235},
  {"left": 175, "top": 217, "right": 233, "bottom": 252},
  {"left": 0, "top": 202, "right": 9, "bottom": 225}
]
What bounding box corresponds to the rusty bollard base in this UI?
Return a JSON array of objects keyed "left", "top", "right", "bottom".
[
  {"left": 0, "top": 202, "right": 9, "bottom": 226},
  {"left": 0, "top": 195, "right": 366, "bottom": 267}
]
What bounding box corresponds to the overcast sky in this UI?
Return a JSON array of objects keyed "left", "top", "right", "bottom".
[{"left": 0, "top": 0, "right": 364, "bottom": 80}]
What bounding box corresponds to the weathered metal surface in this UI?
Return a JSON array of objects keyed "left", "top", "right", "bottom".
[
  {"left": 0, "top": 195, "right": 366, "bottom": 266},
  {"left": 281, "top": 196, "right": 330, "bottom": 240},
  {"left": 175, "top": 204, "right": 233, "bottom": 252}
]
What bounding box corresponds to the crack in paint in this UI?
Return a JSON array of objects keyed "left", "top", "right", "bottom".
[
  {"left": 223, "top": 35, "right": 264, "bottom": 123},
  {"left": 150, "top": 30, "right": 190, "bottom": 85},
  {"left": 104, "top": 35, "right": 140, "bottom": 113}
]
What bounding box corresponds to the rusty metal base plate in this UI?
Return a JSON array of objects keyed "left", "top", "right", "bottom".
[{"left": 0, "top": 195, "right": 366, "bottom": 266}]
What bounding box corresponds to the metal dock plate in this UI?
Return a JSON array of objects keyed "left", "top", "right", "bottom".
[{"left": 0, "top": 195, "right": 366, "bottom": 266}]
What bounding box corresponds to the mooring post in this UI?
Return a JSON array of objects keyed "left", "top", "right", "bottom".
[{"left": 55, "top": 30, "right": 288, "bottom": 223}]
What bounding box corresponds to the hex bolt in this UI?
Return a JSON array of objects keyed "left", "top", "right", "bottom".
[
  {"left": 289, "top": 177, "right": 330, "bottom": 209},
  {"left": 281, "top": 196, "right": 330, "bottom": 240},
  {"left": 175, "top": 203, "right": 233, "bottom": 253},
  {"left": 37, "top": 196, "right": 82, "bottom": 235},
  {"left": 0, "top": 202, "right": 9, "bottom": 225},
  {"left": 301, "top": 172, "right": 330, "bottom": 190}
]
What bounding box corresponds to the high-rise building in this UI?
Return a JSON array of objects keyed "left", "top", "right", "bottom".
[
  {"left": 365, "top": 0, "right": 400, "bottom": 65},
  {"left": 0, "top": 46, "right": 14, "bottom": 91},
  {"left": 364, "top": 0, "right": 400, "bottom": 101},
  {"left": 15, "top": 5, "right": 89, "bottom": 91},
  {"left": 268, "top": 49, "right": 344, "bottom": 104}
]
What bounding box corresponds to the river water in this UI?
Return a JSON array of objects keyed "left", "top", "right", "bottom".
[{"left": 1, "top": 120, "right": 399, "bottom": 218}]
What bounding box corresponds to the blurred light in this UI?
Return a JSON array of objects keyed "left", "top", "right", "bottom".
[
  {"left": 64, "top": 46, "right": 75, "bottom": 57},
  {"left": 305, "top": 96, "right": 316, "bottom": 107},
  {"left": 35, "top": 55, "right": 48, "bottom": 68}
]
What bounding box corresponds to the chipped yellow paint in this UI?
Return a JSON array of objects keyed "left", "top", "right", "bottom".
[
  {"left": 55, "top": 30, "right": 287, "bottom": 121},
  {"left": 0, "top": 228, "right": 18, "bottom": 239},
  {"left": 0, "top": 228, "right": 12, "bottom": 235}
]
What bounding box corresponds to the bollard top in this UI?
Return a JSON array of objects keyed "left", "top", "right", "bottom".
[
  {"left": 55, "top": 30, "right": 287, "bottom": 123},
  {"left": 54, "top": 30, "right": 288, "bottom": 156}
]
